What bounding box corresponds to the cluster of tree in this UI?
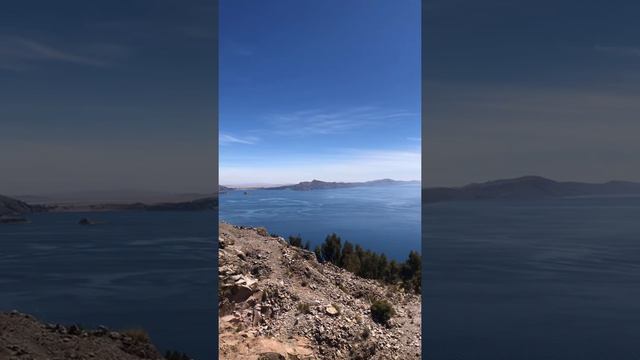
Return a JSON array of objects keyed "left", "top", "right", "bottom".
[
  {"left": 300, "top": 233, "right": 421, "bottom": 293},
  {"left": 288, "top": 234, "right": 311, "bottom": 250}
]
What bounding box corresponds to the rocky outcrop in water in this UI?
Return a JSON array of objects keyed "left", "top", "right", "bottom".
[{"left": 218, "top": 223, "right": 421, "bottom": 360}]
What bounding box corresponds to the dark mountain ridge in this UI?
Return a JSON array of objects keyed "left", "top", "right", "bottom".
[
  {"left": 424, "top": 176, "right": 640, "bottom": 203},
  {"left": 265, "top": 178, "right": 419, "bottom": 191},
  {"left": 0, "top": 193, "right": 217, "bottom": 217}
]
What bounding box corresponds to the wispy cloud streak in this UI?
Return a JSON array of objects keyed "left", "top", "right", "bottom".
[
  {"left": 267, "top": 107, "right": 417, "bottom": 136},
  {"left": 595, "top": 44, "right": 640, "bottom": 57},
  {"left": 220, "top": 133, "right": 259, "bottom": 145},
  {"left": 0, "top": 35, "right": 123, "bottom": 70}
]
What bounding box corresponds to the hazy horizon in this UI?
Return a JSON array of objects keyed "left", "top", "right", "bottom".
[
  {"left": 423, "top": 0, "right": 640, "bottom": 187},
  {"left": 0, "top": 1, "right": 216, "bottom": 196}
]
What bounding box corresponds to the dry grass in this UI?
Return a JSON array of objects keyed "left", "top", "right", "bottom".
[{"left": 121, "top": 328, "right": 150, "bottom": 344}]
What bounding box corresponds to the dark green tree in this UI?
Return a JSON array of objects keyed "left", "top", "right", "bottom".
[
  {"left": 288, "top": 234, "right": 303, "bottom": 248},
  {"left": 321, "top": 233, "right": 342, "bottom": 265},
  {"left": 340, "top": 241, "right": 361, "bottom": 273},
  {"left": 386, "top": 259, "right": 400, "bottom": 283},
  {"left": 314, "top": 245, "right": 323, "bottom": 263}
]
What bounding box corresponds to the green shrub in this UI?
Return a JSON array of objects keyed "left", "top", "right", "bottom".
[
  {"left": 370, "top": 300, "right": 395, "bottom": 324},
  {"left": 288, "top": 234, "right": 303, "bottom": 248},
  {"left": 297, "top": 302, "right": 312, "bottom": 314},
  {"left": 332, "top": 303, "right": 341, "bottom": 315},
  {"left": 122, "top": 328, "right": 150, "bottom": 343}
]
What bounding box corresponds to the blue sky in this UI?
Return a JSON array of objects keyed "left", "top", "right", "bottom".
[
  {"left": 219, "top": 0, "right": 421, "bottom": 185},
  {"left": 424, "top": 0, "right": 640, "bottom": 186},
  {"left": 0, "top": 0, "right": 216, "bottom": 195}
]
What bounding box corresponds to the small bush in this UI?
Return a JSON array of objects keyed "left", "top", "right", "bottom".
[
  {"left": 361, "top": 327, "right": 370, "bottom": 339},
  {"left": 332, "top": 303, "right": 341, "bottom": 315},
  {"left": 122, "top": 328, "right": 150, "bottom": 343},
  {"left": 337, "top": 283, "right": 347, "bottom": 294},
  {"left": 256, "top": 227, "right": 268, "bottom": 236},
  {"left": 288, "top": 234, "right": 303, "bottom": 248},
  {"left": 297, "top": 302, "right": 312, "bottom": 314},
  {"left": 370, "top": 300, "right": 395, "bottom": 324}
]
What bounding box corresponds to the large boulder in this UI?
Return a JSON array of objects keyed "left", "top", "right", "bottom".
[{"left": 224, "top": 284, "right": 255, "bottom": 303}]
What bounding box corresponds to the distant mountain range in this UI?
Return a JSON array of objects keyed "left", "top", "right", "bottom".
[
  {"left": 5, "top": 176, "right": 640, "bottom": 216},
  {"left": 424, "top": 176, "right": 640, "bottom": 203},
  {"left": 221, "top": 179, "right": 420, "bottom": 191},
  {"left": 0, "top": 194, "right": 217, "bottom": 217},
  {"left": 12, "top": 190, "right": 213, "bottom": 205}
]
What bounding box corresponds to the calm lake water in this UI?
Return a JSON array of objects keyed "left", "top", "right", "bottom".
[
  {"left": 424, "top": 197, "right": 640, "bottom": 359},
  {"left": 219, "top": 184, "right": 421, "bottom": 260},
  {"left": 0, "top": 211, "right": 216, "bottom": 359}
]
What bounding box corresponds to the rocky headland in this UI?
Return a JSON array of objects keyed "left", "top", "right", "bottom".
[
  {"left": 218, "top": 223, "right": 421, "bottom": 360},
  {"left": 0, "top": 311, "right": 165, "bottom": 360}
]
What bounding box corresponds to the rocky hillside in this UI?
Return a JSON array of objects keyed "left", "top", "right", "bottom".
[
  {"left": 218, "top": 223, "right": 421, "bottom": 360},
  {"left": 0, "top": 311, "right": 163, "bottom": 360}
]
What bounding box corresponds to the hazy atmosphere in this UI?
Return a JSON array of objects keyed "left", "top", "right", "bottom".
[
  {"left": 219, "top": 0, "right": 421, "bottom": 186},
  {"left": 424, "top": 0, "right": 640, "bottom": 187},
  {"left": 0, "top": 0, "right": 216, "bottom": 196}
]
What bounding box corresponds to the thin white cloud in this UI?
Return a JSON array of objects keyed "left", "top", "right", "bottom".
[
  {"left": 220, "top": 133, "right": 259, "bottom": 145},
  {"left": 594, "top": 45, "right": 640, "bottom": 57},
  {"left": 267, "top": 107, "right": 418, "bottom": 136},
  {"left": 0, "top": 35, "right": 122, "bottom": 70}
]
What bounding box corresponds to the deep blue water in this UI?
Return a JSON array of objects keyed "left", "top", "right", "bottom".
[
  {"left": 219, "top": 184, "right": 421, "bottom": 260},
  {"left": 424, "top": 197, "right": 640, "bottom": 359},
  {"left": 0, "top": 211, "right": 216, "bottom": 359}
]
